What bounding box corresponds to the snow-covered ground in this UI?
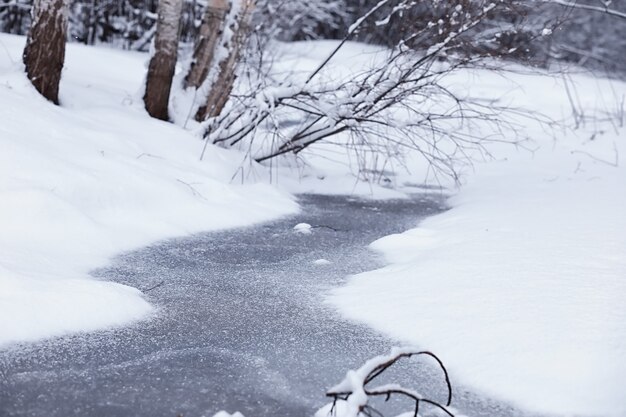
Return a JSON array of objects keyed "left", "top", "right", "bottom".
[
  {"left": 330, "top": 71, "right": 626, "bottom": 416},
  {"left": 1, "top": 31, "right": 624, "bottom": 417},
  {"left": 0, "top": 34, "right": 299, "bottom": 347}
]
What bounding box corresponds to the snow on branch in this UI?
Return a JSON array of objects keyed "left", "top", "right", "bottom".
[
  {"left": 321, "top": 347, "right": 455, "bottom": 417},
  {"left": 199, "top": 0, "right": 543, "bottom": 182}
]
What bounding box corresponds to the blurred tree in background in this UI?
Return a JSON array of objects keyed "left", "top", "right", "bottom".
[{"left": 3, "top": 0, "right": 624, "bottom": 74}]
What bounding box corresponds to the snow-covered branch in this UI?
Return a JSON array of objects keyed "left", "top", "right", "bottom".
[
  {"left": 320, "top": 348, "right": 454, "bottom": 417},
  {"left": 200, "top": 0, "right": 538, "bottom": 182}
]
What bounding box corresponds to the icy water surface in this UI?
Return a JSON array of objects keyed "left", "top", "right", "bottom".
[{"left": 1, "top": 195, "right": 536, "bottom": 417}]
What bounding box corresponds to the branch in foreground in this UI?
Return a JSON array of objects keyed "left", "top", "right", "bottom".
[{"left": 321, "top": 347, "right": 455, "bottom": 417}]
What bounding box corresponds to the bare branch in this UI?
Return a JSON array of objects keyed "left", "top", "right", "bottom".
[{"left": 540, "top": 0, "right": 626, "bottom": 20}]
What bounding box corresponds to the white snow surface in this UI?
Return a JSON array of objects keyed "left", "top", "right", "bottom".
[
  {"left": 213, "top": 412, "right": 244, "bottom": 417},
  {"left": 330, "top": 70, "right": 626, "bottom": 416},
  {"left": 293, "top": 222, "right": 313, "bottom": 234},
  {"left": 0, "top": 34, "right": 298, "bottom": 347}
]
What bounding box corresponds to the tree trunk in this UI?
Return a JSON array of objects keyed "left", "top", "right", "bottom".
[
  {"left": 183, "top": 0, "right": 230, "bottom": 90},
  {"left": 23, "top": 0, "right": 69, "bottom": 105},
  {"left": 195, "top": 0, "right": 254, "bottom": 121},
  {"left": 143, "top": 0, "right": 183, "bottom": 121}
]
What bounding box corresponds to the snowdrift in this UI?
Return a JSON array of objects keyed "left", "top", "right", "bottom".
[
  {"left": 331, "top": 70, "right": 626, "bottom": 416},
  {"left": 0, "top": 34, "right": 298, "bottom": 347}
]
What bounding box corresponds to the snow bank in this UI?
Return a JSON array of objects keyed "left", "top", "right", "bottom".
[
  {"left": 0, "top": 34, "right": 298, "bottom": 347},
  {"left": 330, "top": 71, "right": 626, "bottom": 416}
]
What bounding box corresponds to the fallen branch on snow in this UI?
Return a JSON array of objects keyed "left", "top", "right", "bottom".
[{"left": 322, "top": 347, "right": 455, "bottom": 417}]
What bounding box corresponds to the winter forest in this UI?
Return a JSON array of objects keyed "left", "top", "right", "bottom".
[{"left": 0, "top": 1, "right": 625, "bottom": 417}]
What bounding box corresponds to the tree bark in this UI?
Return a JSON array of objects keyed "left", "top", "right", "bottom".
[
  {"left": 23, "top": 0, "right": 69, "bottom": 105},
  {"left": 184, "top": 0, "right": 230, "bottom": 90},
  {"left": 195, "top": 0, "right": 254, "bottom": 121},
  {"left": 144, "top": 0, "right": 183, "bottom": 121}
]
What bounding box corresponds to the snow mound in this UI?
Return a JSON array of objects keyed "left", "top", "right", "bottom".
[
  {"left": 213, "top": 412, "right": 244, "bottom": 417},
  {"left": 293, "top": 222, "right": 313, "bottom": 234}
]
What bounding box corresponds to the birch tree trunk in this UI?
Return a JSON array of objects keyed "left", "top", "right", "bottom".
[
  {"left": 144, "top": 0, "right": 183, "bottom": 121},
  {"left": 195, "top": 0, "right": 254, "bottom": 121},
  {"left": 23, "top": 0, "right": 69, "bottom": 105},
  {"left": 184, "top": 0, "right": 230, "bottom": 90}
]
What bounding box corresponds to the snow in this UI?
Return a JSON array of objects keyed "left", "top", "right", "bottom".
[
  {"left": 0, "top": 33, "right": 298, "bottom": 347},
  {"left": 317, "top": 347, "right": 455, "bottom": 417},
  {"left": 277, "top": 168, "right": 410, "bottom": 199},
  {"left": 315, "top": 401, "right": 351, "bottom": 417},
  {"left": 293, "top": 222, "right": 313, "bottom": 234},
  {"left": 245, "top": 40, "right": 436, "bottom": 199},
  {"left": 2, "top": 27, "right": 625, "bottom": 417},
  {"left": 313, "top": 259, "right": 332, "bottom": 265},
  {"left": 213, "top": 412, "right": 244, "bottom": 417},
  {"left": 330, "top": 69, "right": 626, "bottom": 416}
]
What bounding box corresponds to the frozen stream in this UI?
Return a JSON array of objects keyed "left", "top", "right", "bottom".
[{"left": 1, "top": 194, "right": 538, "bottom": 417}]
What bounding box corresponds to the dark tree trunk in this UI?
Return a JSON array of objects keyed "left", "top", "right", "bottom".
[
  {"left": 143, "top": 0, "right": 183, "bottom": 121},
  {"left": 23, "top": 0, "right": 69, "bottom": 105}
]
